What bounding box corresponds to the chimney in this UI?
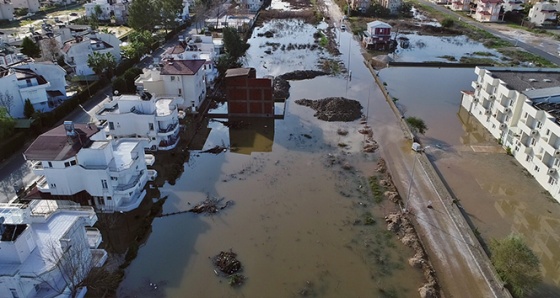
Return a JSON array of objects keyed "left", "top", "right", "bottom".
[{"left": 64, "top": 121, "right": 76, "bottom": 137}]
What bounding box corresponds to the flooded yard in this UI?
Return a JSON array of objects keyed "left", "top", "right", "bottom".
[{"left": 118, "top": 17, "right": 426, "bottom": 298}]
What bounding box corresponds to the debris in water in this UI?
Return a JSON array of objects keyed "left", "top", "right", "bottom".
[
  {"left": 189, "top": 196, "right": 234, "bottom": 214},
  {"left": 212, "top": 250, "right": 246, "bottom": 287}
]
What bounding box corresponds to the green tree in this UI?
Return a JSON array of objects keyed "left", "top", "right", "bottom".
[
  {"left": 128, "top": 0, "right": 159, "bottom": 31},
  {"left": 406, "top": 116, "right": 428, "bottom": 134},
  {"left": 87, "top": 52, "right": 117, "bottom": 79},
  {"left": 490, "top": 234, "right": 541, "bottom": 297},
  {"left": 23, "top": 99, "right": 35, "bottom": 119},
  {"left": 21, "top": 36, "right": 41, "bottom": 58},
  {"left": 158, "top": 0, "right": 183, "bottom": 33},
  {"left": 0, "top": 107, "right": 15, "bottom": 139},
  {"left": 122, "top": 31, "right": 154, "bottom": 60},
  {"left": 222, "top": 27, "right": 249, "bottom": 60}
]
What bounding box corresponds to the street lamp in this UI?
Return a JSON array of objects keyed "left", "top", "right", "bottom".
[{"left": 404, "top": 146, "right": 430, "bottom": 212}]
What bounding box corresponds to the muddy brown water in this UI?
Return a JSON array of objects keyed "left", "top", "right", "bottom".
[
  {"left": 117, "top": 33, "right": 427, "bottom": 297},
  {"left": 380, "top": 67, "right": 560, "bottom": 297},
  {"left": 117, "top": 95, "right": 425, "bottom": 297}
]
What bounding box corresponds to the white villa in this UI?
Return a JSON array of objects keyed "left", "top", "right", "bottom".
[
  {"left": 528, "top": 2, "right": 559, "bottom": 27},
  {"left": 10, "top": 0, "right": 39, "bottom": 13},
  {"left": 23, "top": 122, "right": 156, "bottom": 213},
  {"left": 62, "top": 32, "right": 121, "bottom": 77},
  {"left": 380, "top": 0, "right": 402, "bottom": 15},
  {"left": 461, "top": 67, "right": 560, "bottom": 203},
  {"left": 472, "top": 0, "right": 503, "bottom": 22},
  {"left": 450, "top": 0, "right": 471, "bottom": 11},
  {"left": 0, "top": 3, "right": 14, "bottom": 21},
  {"left": 238, "top": 0, "right": 264, "bottom": 12},
  {"left": 84, "top": 0, "right": 129, "bottom": 23},
  {"left": 0, "top": 200, "right": 106, "bottom": 298},
  {"left": 0, "top": 62, "right": 67, "bottom": 118},
  {"left": 135, "top": 59, "right": 206, "bottom": 111},
  {"left": 96, "top": 93, "right": 184, "bottom": 151},
  {"left": 501, "top": 0, "right": 524, "bottom": 13},
  {"left": 164, "top": 34, "right": 221, "bottom": 83}
]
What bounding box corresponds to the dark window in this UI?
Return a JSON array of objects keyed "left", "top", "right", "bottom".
[
  {"left": 70, "top": 160, "right": 77, "bottom": 166},
  {"left": 109, "top": 122, "right": 115, "bottom": 130},
  {"left": 48, "top": 162, "right": 52, "bottom": 168},
  {"left": 64, "top": 162, "right": 70, "bottom": 167}
]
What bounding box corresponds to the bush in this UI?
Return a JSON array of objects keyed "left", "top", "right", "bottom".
[
  {"left": 0, "top": 131, "right": 27, "bottom": 161},
  {"left": 441, "top": 18, "right": 454, "bottom": 28}
]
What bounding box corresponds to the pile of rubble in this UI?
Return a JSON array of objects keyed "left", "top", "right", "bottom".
[{"left": 295, "top": 97, "right": 363, "bottom": 122}]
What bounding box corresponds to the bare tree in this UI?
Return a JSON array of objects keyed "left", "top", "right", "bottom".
[
  {"left": 40, "top": 38, "right": 61, "bottom": 62},
  {"left": 0, "top": 91, "right": 14, "bottom": 117},
  {"left": 37, "top": 236, "right": 94, "bottom": 296}
]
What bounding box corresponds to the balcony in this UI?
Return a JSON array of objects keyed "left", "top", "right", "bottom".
[
  {"left": 145, "top": 154, "right": 155, "bottom": 166},
  {"left": 157, "top": 122, "right": 179, "bottom": 136},
  {"left": 114, "top": 171, "right": 144, "bottom": 193},
  {"left": 86, "top": 227, "right": 102, "bottom": 249}
]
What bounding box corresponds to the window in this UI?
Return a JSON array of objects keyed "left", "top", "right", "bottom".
[
  {"left": 10, "top": 288, "right": 19, "bottom": 298},
  {"left": 534, "top": 165, "right": 540, "bottom": 172},
  {"left": 171, "top": 76, "right": 175, "bottom": 81},
  {"left": 178, "top": 88, "right": 182, "bottom": 95},
  {"left": 546, "top": 129, "right": 551, "bottom": 136},
  {"left": 531, "top": 138, "right": 536, "bottom": 146},
  {"left": 111, "top": 176, "right": 118, "bottom": 181},
  {"left": 64, "top": 161, "right": 70, "bottom": 167},
  {"left": 101, "top": 179, "right": 108, "bottom": 189},
  {"left": 50, "top": 183, "right": 56, "bottom": 188},
  {"left": 70, "top": 160, "right": 77, "bottom": 166},
  {"left": 48, "top": 162, "right": 52, "bottom": 168},
  {"left": 537, "top": 121, "right": 543, "bottom": 129},
  {"left": 149, "top": 123, "right": 154, "bottom": 131},
  {"left": 107, "top": 196, "right": 112, "bottom": 200},
  {"left": 526, "top": 155, "right": 532, "bottom": 162},
  {"left": 555, "top": 158, "right": 560, "bottom": 167},
  {"left": 548, "top": 176, "right": 557, "bottom": 185},
  {"left": 109, "top": 122, "right": 115, "bottom": 130},
  {"left": 524, "top": 112, "right": 528, "bottom": 118}
]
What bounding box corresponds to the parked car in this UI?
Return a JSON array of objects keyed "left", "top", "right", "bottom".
[
  {"left": 340, "top": 24, "right": 346, "bottom": 31},
  {"left": 69, "top": 12, "right": 78, "bottom": 16}
]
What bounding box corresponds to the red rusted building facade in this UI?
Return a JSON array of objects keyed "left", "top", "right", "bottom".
[{"left": 225, "top": 68, "right": 274, "bottom": 117}]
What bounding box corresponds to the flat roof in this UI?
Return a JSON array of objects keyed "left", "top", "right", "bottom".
[{"left": 486, "top": 68, "right": 560, "bottom": 92}]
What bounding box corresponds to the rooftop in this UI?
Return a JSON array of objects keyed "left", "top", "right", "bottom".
[
  {"left": 486, "top": 68, "right": 560, "bottom": 93},
  {"left": 160, "top": 59, "right": 206, "bottom": 75},
  {"left": 24, "top": 123, "right": 99, "bottom": 161}
]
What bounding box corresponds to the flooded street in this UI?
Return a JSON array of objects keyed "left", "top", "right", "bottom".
[
  {"left": 118, "top": 20, "right": 426, "bottom": 298},
  {"left": 380, "top": 67, "right": 560, "bottom": 296}
]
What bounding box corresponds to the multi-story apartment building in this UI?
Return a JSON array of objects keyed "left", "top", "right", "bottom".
[
  {"left": 23, "top": 122, "right": 156, "bottom": 212},
  {"left": 461, "top": 67, "right": 560, "bottom": 202},
  {"left": 0, "top": 200, "right": 106, "bottom": 297},
  {"left": 96, "top": 93, "right": 183, "bottom": 151}
]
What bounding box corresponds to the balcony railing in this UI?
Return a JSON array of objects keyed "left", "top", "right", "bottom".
[
  {"left": 114, "top": 170, "right": 144, "bottom": 192},
  {"left": 158, "top": 122, "right": 179, "bottom": 134}
]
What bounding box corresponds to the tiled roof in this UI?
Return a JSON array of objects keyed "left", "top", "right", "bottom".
[
  {"left": 160, "top": 59, "right": 206, "bottom": 75},
  {"left": 24, "top": 123, "right": 99, "bottom": 161}
]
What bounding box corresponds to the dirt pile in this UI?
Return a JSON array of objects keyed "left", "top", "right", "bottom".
[
  {"left": 279, "top": 70, "right": 329, "bottom": 80},
  {"left": 295, "top": 97, "right": 362, "bottom": 122},
  {"left": 385, "top": 212, "right": 440, "bottom": 297},
  {"left": 273, "top": 77, "right": 291, "bottom": 100}
]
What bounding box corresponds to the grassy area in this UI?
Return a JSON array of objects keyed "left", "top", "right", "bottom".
[{"left": 498, "top": 48, "right": 557, "bottom": 67}]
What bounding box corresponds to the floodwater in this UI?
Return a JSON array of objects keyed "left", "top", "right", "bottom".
[
  {"left": 392, "top": 34, "right": 503, "bottom": 63},
  {"left": 380, "top": 67, "right": 560, "bottom": 296},
  {"left": 117, "top": 19, "right": 426, "bottom": 298}
]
